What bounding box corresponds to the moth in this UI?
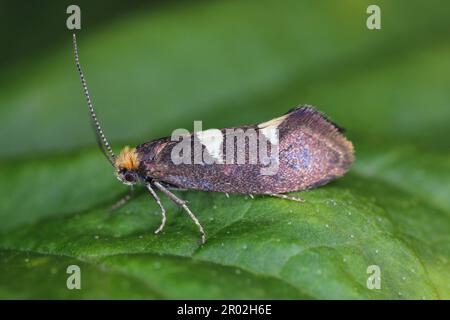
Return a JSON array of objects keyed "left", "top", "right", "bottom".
[{"left": 72, "top": 34, "right": 354, "bottom": 244}]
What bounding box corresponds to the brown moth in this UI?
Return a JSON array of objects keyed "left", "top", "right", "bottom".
[{"left": 72, "top": 34, "right": 354, "bottom": 244}]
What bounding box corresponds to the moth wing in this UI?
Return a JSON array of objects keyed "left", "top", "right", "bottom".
[{"left": 140, "top": 105, "right": 354, "bottom": 193}]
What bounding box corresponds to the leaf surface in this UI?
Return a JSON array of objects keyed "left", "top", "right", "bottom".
[{"left": 0, "top": 0, "right": 449, "bottom": 299}]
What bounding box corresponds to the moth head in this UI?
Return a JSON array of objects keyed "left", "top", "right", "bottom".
[{"left": 115, "top": 146, "right": 141, "bottom": 185}]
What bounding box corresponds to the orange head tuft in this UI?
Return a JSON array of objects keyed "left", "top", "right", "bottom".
[{"left": 115, "top": 146, "right": 140, "bottom": 171}]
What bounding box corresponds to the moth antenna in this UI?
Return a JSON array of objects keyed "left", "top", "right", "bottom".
[{"left": 72, "top": 33, "right": 116, "bottom": 166}]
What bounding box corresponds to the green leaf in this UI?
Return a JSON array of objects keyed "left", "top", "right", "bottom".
[{"left": 0, "top": 0, "right": 449, "bottom": 299}]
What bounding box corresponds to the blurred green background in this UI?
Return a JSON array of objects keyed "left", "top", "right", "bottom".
[{"left": 0, "top": 0, "right": 449, "bottom": 299}]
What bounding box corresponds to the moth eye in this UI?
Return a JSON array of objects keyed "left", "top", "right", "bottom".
[{"left": 124, "top": 173, "right": 135, "bottom": 183}]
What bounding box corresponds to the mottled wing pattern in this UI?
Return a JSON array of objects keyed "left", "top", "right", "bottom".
[{"left": 137, "top": 106, "right": 354, "bottom": 194}]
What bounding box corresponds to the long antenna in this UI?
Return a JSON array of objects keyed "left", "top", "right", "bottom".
[{"left": 72, "top": 33, "right": 116, "bottom": 166}]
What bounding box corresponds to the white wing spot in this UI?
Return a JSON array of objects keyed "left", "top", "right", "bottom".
[
  {"left": 258, "top": 114, "right": 287, "bottom": 130},
  {"left": 259, "top": 127, "right": 278, "bottom": 144},
  {"left": 196, "top": 129, "right": 223, "bottom": 163},
  {"left": 258, "top": 114, "right": 287, "bottom": 145}
]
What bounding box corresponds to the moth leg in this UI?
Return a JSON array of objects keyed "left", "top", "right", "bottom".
[
  {"left": 158, "top": 181, "right": 188, "bottom": 192},
  {"left": 146, "top": 184, "right": 166, "bottom": 234},
  {"left": 110, "top": 188, "right": 134, "bottom": 211},
  {"left": 153, "top": 181, "right": 206, "bottom": 244},
  {"left": 267, "top": 193, "right": 305, "bottom": 203},
  {"left": 166, "top": 187, "right": 188, "bottom": 192}
]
